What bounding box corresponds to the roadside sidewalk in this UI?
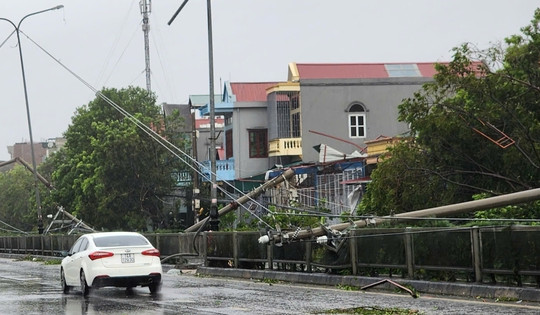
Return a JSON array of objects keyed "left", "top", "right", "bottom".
[
  {"left": 4, "top": 252, "right": 537, "bottom": 303},
  {"left": 197, "top": 266, "right": 540, "bottom": 303}
]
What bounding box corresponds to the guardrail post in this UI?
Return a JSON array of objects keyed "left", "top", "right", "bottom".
[
  {"left": 404, "top": 227, "right": 415, "bottom": 278},
  {"left": 178, "top": 234, "right": 182, "bottom": 254},
  {"left": 267, "top": 240, "right": 273, "bottom": 270},
  {"left": 305, "top": 237, "right": 312, "bottom": 273},
  {"left": 202, "top": 232, "right": 208, "bottom": 267},
  {"left": 155, "top": 234, "right": 160, "bottom": 253},
  {"left": 471, "top": 226, "right": 483, "bottom": 283},
  {"left": 350, "top": 229, "right": 358, "bottom": 275},
  {"left": 51, "top": 235, "right": 55, "bottom": 256},
  {"left": 233, "top": 232, "right": 239, "bottom": 268}
]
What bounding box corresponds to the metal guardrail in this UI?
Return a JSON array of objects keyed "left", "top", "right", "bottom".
[{"left": 1, "top": 226, "right": 539, "bottom": 287}]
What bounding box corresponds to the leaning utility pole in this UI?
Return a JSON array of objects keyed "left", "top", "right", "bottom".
[
  {"left": 140, "top": 0, "right": 151, "bottom": 93},
  {"left": 185, "top": 169, "right": 296, "bottom": 232}
]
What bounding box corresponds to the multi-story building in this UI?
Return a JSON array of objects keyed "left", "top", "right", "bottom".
[
  {"left": 197, "top": 62, "right": 442, "bottom": 217},
  {"left": 267, "top": 62, "right": 436, "bottom": 164},
  {"left": 5, "top": 137, "right": 66, "bottom": 165}
]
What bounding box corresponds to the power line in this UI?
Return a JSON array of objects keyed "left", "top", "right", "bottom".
[
  {"left": 102, "top": 23, "right": 141, "bottom": 88},
  {"left": 0, "top": 218, "right": 28, "bottom": 234},
  {"left": 95, "top": 0, "right": 137, "bottom": 88},
  {"left": 22, "top": 31, "right": 276, "bottom": 228}
]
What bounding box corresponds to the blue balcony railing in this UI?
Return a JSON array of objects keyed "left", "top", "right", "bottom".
[{"left": 201, "top": 158, "right": 235, "bottom": 181}]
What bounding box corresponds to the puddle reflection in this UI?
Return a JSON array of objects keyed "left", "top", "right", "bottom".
[{"left": 61, "top": 288, "right": 165, "bottom": 315}]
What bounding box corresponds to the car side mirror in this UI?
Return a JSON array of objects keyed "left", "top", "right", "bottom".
[{"left": 60, "top": 250, "right": 70, "bottom": 257}]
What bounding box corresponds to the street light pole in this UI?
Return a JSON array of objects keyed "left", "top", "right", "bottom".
[
  {"left": 205, "top": 0, "right": 219, "bottom": 231},
  {"left": 168, "top": 0, "right": 219, "bottom": 231},
  {"left": 0, "top": 5, "right": 64, "bottom": 234}
]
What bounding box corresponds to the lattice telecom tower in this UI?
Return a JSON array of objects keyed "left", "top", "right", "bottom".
[{"left": 140, "top": 0, "right": 152, "bottom": 93}]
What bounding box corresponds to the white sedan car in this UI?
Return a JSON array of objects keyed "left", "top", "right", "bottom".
[{"left": 60, "top": 231, "right": 162, "bottom": 296}]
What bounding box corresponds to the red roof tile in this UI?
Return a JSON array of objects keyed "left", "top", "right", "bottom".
[
  {"left": 416, "top": 62, "right": 443, "bottom": 77},
  {"left": 230, "top": 82, "right": 278, "bottom": 102},
  {"left": 297, "top": 63, "right": 388, "bottom": 79},
  {"left": 295, "top": 62, "right": 445, "bottom": 79}
]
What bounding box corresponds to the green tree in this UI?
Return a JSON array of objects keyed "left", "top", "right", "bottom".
[
  {"left": 361, "top": 10, "right": 540, "bottom": 217},
  {"left": 0, "top": 166, "right": 39, "bottom": 232},
  {"left": 49, "top": 86, "right": 188, "bottom": 231}
]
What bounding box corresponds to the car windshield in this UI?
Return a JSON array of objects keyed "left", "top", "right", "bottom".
[{"left": 93, "top": 235, "right": 149, "bottom": 247}]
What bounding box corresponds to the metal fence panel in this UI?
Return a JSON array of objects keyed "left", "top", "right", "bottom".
[
  {"left": 413, "top": 229, "right": 472, "bottom": 268},
  {"left": 356, "top": 229, "right": 406, "bottom": 266}
]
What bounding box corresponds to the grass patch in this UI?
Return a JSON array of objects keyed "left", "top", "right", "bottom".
[
  {"left": 322, "top": 306, "right": 422, "bottom": 314},
  {"left": 261, "top": 278, "right": 279, "bottom": 285},
  {"left": 16, "top": 254, "right": 61, "bottom": 265},
  {"left": 336, "top": 284, "right": 360, "bottom": 291},
  {"left": 495, "top": 296, "right": 519, "bottom": 302},
  {"left": 44, "top": 259, "right": 61, "bottom": 265}
]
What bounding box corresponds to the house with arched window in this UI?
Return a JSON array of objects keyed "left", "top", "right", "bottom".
[
  {"left": 275, "top": 62, "right": 437, "bottom": 164},
  {"left": 197, "top": 62, "right": 443, "bottom": 217}
]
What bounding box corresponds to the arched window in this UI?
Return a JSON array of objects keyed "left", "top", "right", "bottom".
[{"left": 346, "top": 102, "right": 366, "bottom": 138}]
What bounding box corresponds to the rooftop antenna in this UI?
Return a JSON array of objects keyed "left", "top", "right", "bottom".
[{"left": 140, "top": 0, "right": 151, "bottom": 93}]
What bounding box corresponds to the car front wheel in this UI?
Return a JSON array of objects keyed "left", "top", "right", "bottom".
[
  {"left": 61, "top": 269, "right": 70, "bottom": 294},
  {"left": 80, "top": 270, "right": 91, "bottom": 297}
]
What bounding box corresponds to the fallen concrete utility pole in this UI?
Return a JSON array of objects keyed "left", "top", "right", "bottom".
[
  {"left": 1, "top": 158, "right": 95, "bottom": 235},
  {"left": 44, "top": 206, "right": 95, "bottom": 235},
  {"left": 0, "top": 157, "right": 53, "bottom": 189},
  {"left": 260, "top": 187, "right": 540, "bottom": 244},
  {"left": 185, "top": 168, "right": 295, "bottom": 232}
]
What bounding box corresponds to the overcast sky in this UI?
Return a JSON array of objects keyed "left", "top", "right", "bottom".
[{"left": 0, "top": 1, "right": 538, "bottom": 161}]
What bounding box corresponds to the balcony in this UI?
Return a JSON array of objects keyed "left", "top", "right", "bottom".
[
  {"left": 201, "top": 158, "right": 235, "bottom": 181},
  {"left": 268, "top": 138, "right": 302, "bottom": 157},
  {"left": 364, "top": 135, "right": 406, "bottom": 165},
  {"left": 172, "top": 170, "right": 192, "bottom": 187}
]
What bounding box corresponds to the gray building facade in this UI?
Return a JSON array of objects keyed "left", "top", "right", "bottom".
[{"left": 298, "top": 77, "right": 432, "bottom": 162}]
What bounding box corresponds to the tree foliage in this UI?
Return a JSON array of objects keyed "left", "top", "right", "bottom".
[
  {"left": 49, "top": 86, "right": 188, "bottom": 231},
  {"left": 0, "top": 162, "right": 54, "bottom": 233},
  {"left": 360, "top": 10, "right": 540, "bottom": 216},
  {"left": 0, "top": 166, "right": 37, "bottom": 232}
]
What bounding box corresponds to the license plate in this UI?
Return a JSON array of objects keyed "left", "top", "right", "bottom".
[{"left": 121, "top": 253, "right": 135, "bottom": 263}]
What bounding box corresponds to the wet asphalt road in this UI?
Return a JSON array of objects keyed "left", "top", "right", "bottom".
[{"left": 0, "top": 257, "right": 539, "bottom": 314}]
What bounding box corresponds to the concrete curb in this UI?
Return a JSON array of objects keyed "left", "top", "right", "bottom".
[{"left": 197, "top": 266, "right": 540, "bottom": 303}]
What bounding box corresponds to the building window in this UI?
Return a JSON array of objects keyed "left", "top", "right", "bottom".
[
  {"left": 291, "top": 112, "right": 301, "bottom": 138},
  {"left": 276, "top": 93, "right": 291, "bottom": 138},
  {"left": 225, "top": 129, "right": 233, "bottom": 159},
  {"left": 248, "top": 129, "right": 268, "bottom": 158},
  {"left": 347, "top": 103, "right": 366, "bottom": 138}
]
